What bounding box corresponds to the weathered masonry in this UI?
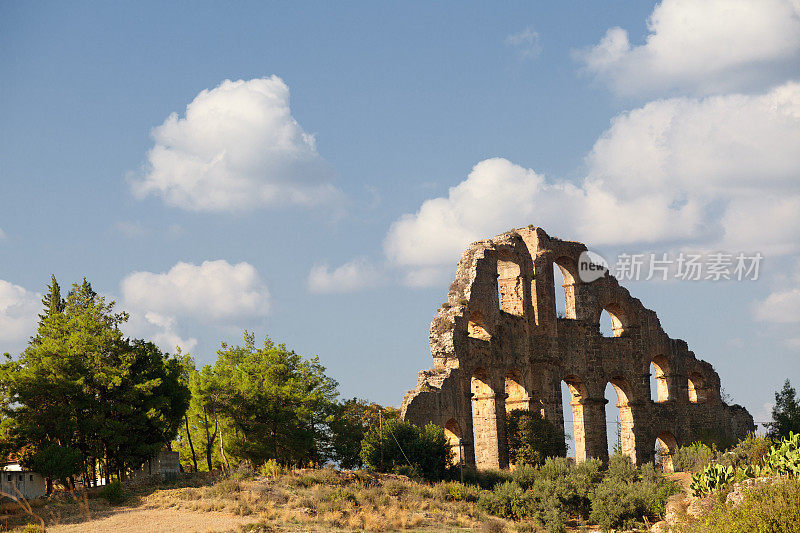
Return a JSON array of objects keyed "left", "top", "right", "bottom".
[{"left": 401, "top": 226, "right": 754, "bottom": 471}]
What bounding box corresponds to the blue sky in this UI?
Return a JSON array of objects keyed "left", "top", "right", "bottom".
[{"left": 2, "top": 1, "right": 799, "bottom": 434}]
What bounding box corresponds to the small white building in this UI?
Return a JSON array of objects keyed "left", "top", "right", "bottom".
[{"left": 0, "top": 462, "right": 46, "bottom": 500}]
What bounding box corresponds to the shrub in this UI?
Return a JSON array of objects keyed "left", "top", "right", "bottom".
[
  {"left": 506, "top": 410, "right": 567, "bottom": 467},
  {"left": 605, "top": 454, "right": 638, "bottom": 483},
  {"left": 715, "top": 432, "right": 770, "bottom": 470},
  {"left": 207, "top": 478, "right": 241, "bottom": 497},
  {"left": 463, "top": 467, "right": 513, "bottom": 489},
  {"left": 674, "top": 442, "right": 716, "bottom": 472},
  {"left": 684, "top": 476, "right": 800, "bottom": 532},
  {"left": 328, "top": 487, "right": 358, "bottom": 506},
  {"left": 360, "top": 420, "right": 450, "bottom": 481},
  {"left": 511, "top": 463, "right": 538, "bottom": 490},
  {"left": 434, "top": 481, "right": 481, "bottom": 502},
  {"left": 383, "top": 479, "right": 410, "bottom": 497},
  {"left": 99, "top": 479, "right": 127, "bottom": 504},
  {"left": 259, "top": 458, "right": 282, "bottom": 478},
  {"left": 589, "top": 457, "right": 679, "bottom": 529},
  {"left": 478, "top": 481, "right": 536, "bottom": 521},
  {"left": 589, "top": 476, "right": 651, "bottom": 530}
]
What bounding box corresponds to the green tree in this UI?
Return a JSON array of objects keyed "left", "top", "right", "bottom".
[
  {"left": 360, "top": 419, "right": 450, "bottom": 480},
  {"left": 329, "top": 398, "right": 399, "bottom": 469},
  {"left": 38, "top": 274, "right": 64, "bottom": 323},
  {"left": 172, "top": 350, "right": 199, "bottom": 472},
  {"left": 764, "top": 380, "right": 800, "bottom": 440},
  {"left": 211, "top": 332, "right": 339, "bottom": 467},
  {"left": 0, "top": 277, "right": 190, "bottom": 488},
  {"left": 174, "top": 365, "right": 230, "bottom": 472},
  {"left": 506, "top": 410, "right": 567, "bottom": 466}
]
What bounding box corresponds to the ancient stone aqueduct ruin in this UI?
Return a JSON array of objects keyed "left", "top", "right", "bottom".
[{"left": 401, "top": 226, "right": 754, "bottom": 471}]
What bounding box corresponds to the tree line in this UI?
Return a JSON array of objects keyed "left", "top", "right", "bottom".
[{"left": 0, "top": 276, "right": 403, "bottom": 492}]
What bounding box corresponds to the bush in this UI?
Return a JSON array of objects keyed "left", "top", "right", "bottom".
[
  {"left": 478, "top": 455, "right": 673, "bottom": 531},
  {"left": 434, "top": 481, "right": 481, "bottom": 502},
  {"left": 463, "top": 467, "right": 513, "bottom": 489},
  {"left": 259, "top": 458, "right": 282, "bottom": 478},
  {"left": 478, "top": 481, "right": 537, "bottom": 521},
  {"left": 99, "top": 479, "right": 127, "bottom": 504},
  {"left": 511, "top": 463, "right": 538, "bottom": 490},
  {"left": 589, "top": 457, "right": 679, "bottom": 529},
  {"left": 674, "top": 442, "right": 716, "bottom": 472},
  {"left": 206, "top": 477, "right": 241, "bottom": 497},
  {"left": 605, "top": 454, "right": 638, "bottom": 483},
  {"left": 360, "top": 420, "right": 450, "bottom": 481},
  {"left": 684, "top": 476, "right": 800, "bottom": 532},
  {"left": 717, "top": 432, "right": 771, "bottom": 469},
  {"left": 506, "top": 410, "right": 567, "bottom": 467},
  {"left": 589, "top": 476, "right": 651, "bottom": 530}
]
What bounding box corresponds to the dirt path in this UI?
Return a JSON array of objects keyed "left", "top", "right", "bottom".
[{"left": 45, "top": 507, "right": 257, "bottom": 533}]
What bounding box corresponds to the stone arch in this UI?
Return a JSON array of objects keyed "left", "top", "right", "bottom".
[
  {"left": 607, "top": 377, "right": 637, "bottom": 463},
  {"left": 655, "top": 431, "right": 678, "bottom": 473},
  {"left": 505, "top": 370, "right": 528, "bottom": 413},
  {"left": 688, "top": 372, "right": 707, "bottom": 403},
  {"left": 553, "top": 256, "right": 578, "bottom": 319},
  {"left": 497, "top": 250, "right": 524, "bottom": 316},
  {"left": 599, "top": 302, "right": 627, "bottom": 337},
  {"left": 562, "top": 375, "right": 589, "bottom": 462},
  {"left": 651, "top": 355, "right": 670, "bottom": 402},
  {"left": 471, "top": 368, "right": 498, "bottom": 469},
  {"left": 467, "top": 310, "right": 491, "bottom": 340},
  {"left": 444, "top": 419, "right": 463, "bottom": 465}
]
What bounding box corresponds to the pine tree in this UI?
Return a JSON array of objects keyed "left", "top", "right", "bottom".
[
  {"left": 764, "top": 379, "right": 800, "bottom": 440},
  {"left": 211, "top": 332, "right": 339, "bottom": 467},
  {"left": 38, "top": 274, "right": 64, "bottom": 322},
  {"left": 0, "top": 277, "right": 189, "bottom": 488}
]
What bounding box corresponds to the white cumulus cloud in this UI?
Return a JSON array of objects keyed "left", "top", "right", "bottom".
[
  {"left": 121, "top": 260, "right": 270, "bottom": 322},
  {"left": 0, "top": 280, "right": 40, "bottom": 345},
  {"left": 307, "top": 258, "right": 381, "bottom": 294},
  {"left": 130, "top": 76, "right": 341, "bottom": 212},
  {"left": 754, "top": 289, "right": 800, "bottom": 322},
  {"left": 579, "top": 0, "right": 800, "bottom": 96},
  {"left": 383, "top": 83, "right": 800, "bottom": 285}
]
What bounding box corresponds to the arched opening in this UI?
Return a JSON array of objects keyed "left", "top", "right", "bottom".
[
  {"left": 651, "top": 356, "right": 670, "bottom": 402},
  {"left": 505, "top": 370, "right": 528, "bottom": 413},
  {"left": 497, "top": 255, "right": 524, "bottom": 316},
  {"left": 605, "top": 379, "right": 636, "bottom": 462},
  {"left": 444, "top": 419, "right": 463, "bottom": 466},
  {"left": 471, "top": 368, "right": 496, "bottom": 469},
  {"left": 467, "top": 311, "right": 491, "bottom": 340},
  {"left": 655, "top": 432, "right": 678, "bottom": 473},
  {"left": 600, "top": 310, "right": 615, "bottom": 337},
  {"left": 553, "top": 263, "right": 567, "bottom": 318},
  {"left": 553, "top": 258, "right": 576, "bottom": 319},
  {"left": 688, "top": 372, "right": 707, "bottom": 403},
  {"left": 599, "top": 305, "right": 625, "bottom": 337},
  {"left": 562, "top": 376, "right": 588, "bottom": 462}
]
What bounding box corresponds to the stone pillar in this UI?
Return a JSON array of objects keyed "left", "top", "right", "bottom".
[
  {"left": 471, "top": 392, "right": 501, "bottom": 469},
  {"left": 580, "top": 397, "right": 609, "bottom": 463},
  {"left": 496, "top": 393, "right": 510, "bottom": 469}
]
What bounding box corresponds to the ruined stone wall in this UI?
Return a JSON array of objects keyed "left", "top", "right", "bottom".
[{"left": 401, "top": 226, "right": 754, "bottom": 470}]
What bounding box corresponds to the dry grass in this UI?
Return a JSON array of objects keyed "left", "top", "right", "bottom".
[{"left": 1, "top": 469, "right": 521, "bottom": 532}]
